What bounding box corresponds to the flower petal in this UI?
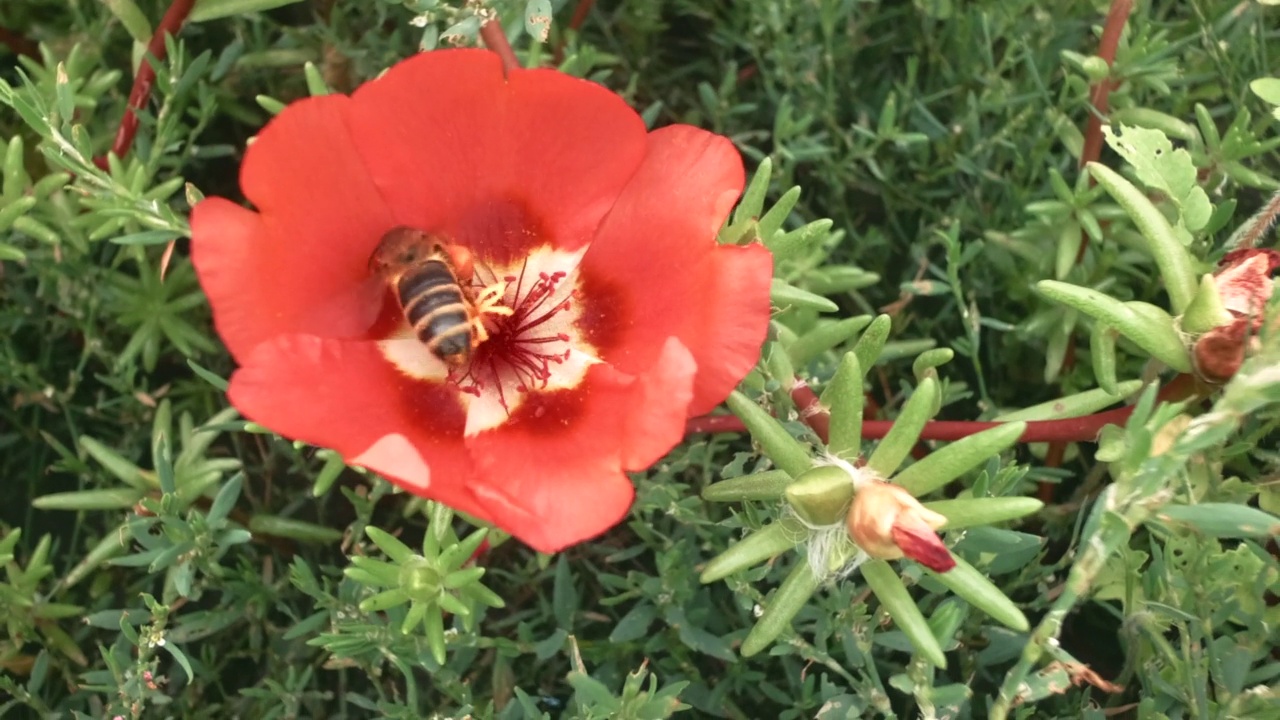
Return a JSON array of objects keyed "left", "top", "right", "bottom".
[
  {"left": 892, "top": 522, "right": 956, "bottom": 573},
  {"left": 345, "top": 49, "right": 648, "bottom": 264},
  {"left": 190, "top": 94, "right": 395, "bottom": 360},
  {"left": 464, "top": 338, "right": 697, "bottom": 552},
  {"left": 1214, "top": 249, "right": 1279, "bottom": 317},
  {"left": 226, "top": 334, "right": 487, "bottom": 519},
  {"left": 579, "top": 124, "right": 771, "bottom": 415}
]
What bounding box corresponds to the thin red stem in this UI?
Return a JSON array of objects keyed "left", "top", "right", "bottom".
[
  {"left": 0, "top": 26, "right": 38, "bottom": 59},
  {"left": 686, "top": 375, "right": 1201, "bottom": 446},
  {"left": 93, "top": 0, "right": 196, "bottom": 170},
  {"left": 480, "top": 19, "right": 521, "bottom": 77},
  {"left": 553, "top": 0, "right": 597, "bottom": 64},
  {"left": 1078, "top": 0, "right": 1133, "bottom": 176}
]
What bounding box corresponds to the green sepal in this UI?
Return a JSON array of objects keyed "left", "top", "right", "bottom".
[
  {"left": 700, "top": 518, "right": 807, "bottom": 584},
  {"left": 994, "top": 383, "right": 1143, "bottom": 422},
  {"left": 701, "top": 469, "right": 793, "bottom": 502},
  {"left": 862, "top": 559, "right": 947, "bottom": 668},
  {"left": 740, "top": 560, "right": 824, "bottom": 657},
  {"left": 785, "top": 465, "right": 855, "bottom": 526},
  {"left": 895, "top": 421, "right": 1026, "bottom": 497},
  {"left": 1087, "top": 162, "right": 1198, "bottom": 313},
  {"left": 866, "top": 377, "right": 939, "bottom": 478},
  {"left": 1035, "top": 281, "right": 1192, "bottom": 372},
  {"left": 923, "top": 555, "right": 1029, "bottom": 632},
  {"left": 1180, "top": 274, "right": 1232, "bottom": 335},
  {"left": 726, "top": 391, "right": 813, "bottom": 478},
  {"left": 820, "top": 352, "right": 864, "bottom": 461},
  {"left": 925, "top": 497, "right": 1044, "bottom": 530}
]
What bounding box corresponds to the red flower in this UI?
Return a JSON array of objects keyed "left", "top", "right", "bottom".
[
  {"left": 190, "top": 50, "right": 772, "bottom": 552},
  {"left": 1192, "top": 249, "right": 1279, "bottom": 383}
]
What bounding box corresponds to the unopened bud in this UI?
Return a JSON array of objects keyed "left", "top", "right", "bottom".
[{"left": 845, "top": 481, "right": 955, "bottom": 572}]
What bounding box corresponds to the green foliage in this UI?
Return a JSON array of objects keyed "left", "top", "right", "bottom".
[{"left": 2, "top": 1, "right": 1279, "bottom": 718}]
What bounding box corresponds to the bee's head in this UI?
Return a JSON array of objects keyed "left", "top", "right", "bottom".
[{"left": 369, "top": 226, "right": 442, "bottom": 275}]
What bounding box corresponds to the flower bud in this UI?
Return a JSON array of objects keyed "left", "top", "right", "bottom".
[{"left": 845, "top": 481, "right": 956, "bottom": 572}]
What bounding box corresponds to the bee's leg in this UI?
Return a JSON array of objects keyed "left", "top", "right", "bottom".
[{"left": 468, "top": 281, "right": 512, "bottom": 347}]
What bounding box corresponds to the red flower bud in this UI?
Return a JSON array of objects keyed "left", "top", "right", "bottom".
[{"left": 846, "top": 481, "right": 955, "bottom": 572}]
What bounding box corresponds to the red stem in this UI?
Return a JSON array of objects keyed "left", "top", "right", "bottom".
[
  {"left": 686, "top": 374, "right": 1200, "bottom": 446},
  {"left": 1078, "top": 0, "right": 1133, "bottom": 176},
  {"left": 93, "top": 0, "right": 196, "bottom": 171},
  {"left": 480, "top": 19, "right": 521, "bottom": 77},
  {"left": 0, "top": 26, "right": 38, "bottom": 59},
  {"left": 553, "top": 0, "right": 597, "bottom": 64}
]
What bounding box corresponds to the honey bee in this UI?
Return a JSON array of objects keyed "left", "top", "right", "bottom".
[{"left": 370, "top": 227, "right": 508, "bottom": 368}]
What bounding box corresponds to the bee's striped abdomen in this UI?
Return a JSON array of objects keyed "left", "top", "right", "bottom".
[{"left": 396, "top": 259, "right": 473, "bottom": 364}]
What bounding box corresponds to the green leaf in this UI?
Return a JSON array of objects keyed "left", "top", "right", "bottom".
[
  {"left": 821, "top": 351, "right": 864, "bottom": 461},
  {"left": 924, "top": 555, "right": 1029, "bottom": 631},
  {"left": 862, "top": 559, "right": 947, "bottom": 668},
  {"left": 1153, "top": 503, "right": 1280, "bottom": 538},
  {"left": 741, "top": 560, "right": 824, "bottom": 657},
  {"left": 896, "top": 417, "right": 1024, "bottom": 497},
  {"left": 700, "top": 518, "right": 807, "bottom": 583},
  {"left": 363, "top": 525, "right": 415, "bottom": 562},
  {"left": 771, "top": 279, "right": 838, "bottom": 312},
  {"left": 789, "top": 316, "right": 873, "bottom": 367},
  {"left": 926, "top": 497, "right": 1043, "bottom": 530},
  {"left": 701, "top": 469, "right": 792, "bottom": 502},
  {"left": 1035, "top": 281, "right": 1191, "bottom": 372},
  {"left": 1249, "top": 77, "right": 1280, "bottom": 106},
  {"left": 725, "top": 391, "right": 813, "bottom": 478},
  {"left": 31, "top": 488, "right": 145, "bottom": 511},
  {"left": 190, "top": 0, "right": 308, "bottom": 23},
  {"left": 993, "top": 383, "right": 1144, "bottom": 422},
  {"left": 1086, "top": 162, "right": 1199, "bottom": 313},
  {"left": 245, "top": 514, "right": 342, "bottom": 543},
  {"left": 1102, "top": 125, "right": 1211, "bottom": 236},
  {"left": 866, "top": 377, "right": 939, "bottom": 478},
  {"left": 523, "top": 0, "right": 554, "bottom": 43}
]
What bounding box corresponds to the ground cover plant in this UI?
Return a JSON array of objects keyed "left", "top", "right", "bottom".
[{"left": 2, "top": 0, "right": 1279, "bottom": 718}]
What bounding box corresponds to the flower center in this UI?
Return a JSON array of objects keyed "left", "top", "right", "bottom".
[
  {"left": 442, "top": 245, "right": 596, "bottom": 425},
  {"left": 375, "top": 244, "right": 598, "bottom": 436}
]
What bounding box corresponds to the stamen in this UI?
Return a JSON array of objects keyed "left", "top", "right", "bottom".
[{"left": 447, "top": 257, "right": 578, "bottom": 413}]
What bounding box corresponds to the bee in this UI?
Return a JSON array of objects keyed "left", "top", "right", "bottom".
[{"left": 370, "top": 227, "right": 507, "bottom": 368}]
